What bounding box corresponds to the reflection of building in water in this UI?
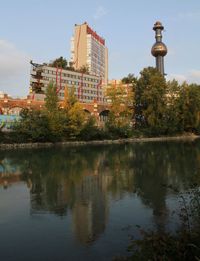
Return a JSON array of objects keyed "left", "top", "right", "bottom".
[
  {"left": 30, "top": 179, "right": 71, "bottom": 216},
  {"left": 0, "top": 174, "right": 22, "bottom": 189},
  {"left": 73, "top": 174, "right": 112, "bottom": 245},
  {"left": 0, "top": 158, "right": 22, "bottom": 189},
  {"left": 28, "top": 150, "right": 113, "bottom": 220},
  {"left": 27, "top": 149, "right": 113, "bottom": 243}
]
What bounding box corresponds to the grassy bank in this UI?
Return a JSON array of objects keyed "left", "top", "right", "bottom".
[{"left": 0, "top": 134, "right": 199, "bottom": 150}]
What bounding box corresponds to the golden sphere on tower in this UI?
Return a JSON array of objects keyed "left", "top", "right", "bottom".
[{"left": 151, "top": 42, "right": 168, "bottom": 57}]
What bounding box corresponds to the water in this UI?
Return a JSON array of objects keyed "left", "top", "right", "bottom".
[{"left": 0, "top": 140, "right": 200, "bottom": 260}]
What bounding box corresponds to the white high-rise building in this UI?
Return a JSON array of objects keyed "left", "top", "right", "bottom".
[{"left": 71, "top": 22, "right": 108, "bottom": 86}]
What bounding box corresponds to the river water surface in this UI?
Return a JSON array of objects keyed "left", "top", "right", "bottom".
[{"left": 0, "top": 140, "right": 200, "bottom": 260}]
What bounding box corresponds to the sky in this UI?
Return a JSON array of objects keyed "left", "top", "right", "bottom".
[{"left": 0, "top": 0, "right": 200, "bottom": 97}]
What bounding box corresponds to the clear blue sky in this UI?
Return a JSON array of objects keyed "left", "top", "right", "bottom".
[{"left": 0, "top": 0, "right": 200, "bottom": 96}]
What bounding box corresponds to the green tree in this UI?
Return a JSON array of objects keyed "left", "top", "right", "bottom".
[
  {"left": 44, "top": 82, "right": 66, "bottom": 139},
  {"left": 105, "top": 83, "right": 134, "bottom": 137},
  {"left": 177, "top": 82, "right": 200, "bottom": 132},
  {"left": 61, "top": 85, "right": 86, "bottom": 139},
  {"left": 63, "top": 86, "right": 78, "bottom": 111},
  {"left": 50, "top": 56, "right": 68, "bottom": 69},
  {"left": 13, "top": 109, "right": 50, "bottom": 142},
  {"left": 64, "top": 102, "right": 86, "bottom": 139},
  {"left": 79, "top": 115, "right": 100, "bottom": 140},
  {"left": 121, "top": 73, "right": 136, "bottom": 84},
  {"left": 77, "top": 64, "right": 89, "bottom": 74},
  {"left": 164, "top": 79, "right": 182, "bottom": 134},
  {"left": 135, "top": 67, "right": 167, "bottom": 134},
  {"left": 45, "top": 82, "right": 59, "bottom": 115}
]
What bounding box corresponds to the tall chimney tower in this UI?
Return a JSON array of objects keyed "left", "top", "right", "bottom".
[{"left": 151, "top": 21, "right": 167, "bottom": 75}]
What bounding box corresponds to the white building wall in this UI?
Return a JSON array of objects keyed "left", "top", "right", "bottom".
[{"left": 30, "top": 65, "right": 106, "bottom": 103}]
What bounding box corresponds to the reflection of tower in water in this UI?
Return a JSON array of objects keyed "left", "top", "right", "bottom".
[{"left": 133, "top": 143, "right": 170, "bottom": 232}]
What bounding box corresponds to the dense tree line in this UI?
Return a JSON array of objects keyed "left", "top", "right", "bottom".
[
  {"left": 1, "top": 66, "right": 200, "bottom": 143},
  {"left": 135, "top": 67, "right": 200, "bottom": 135},
  {"left": 8, "top": 83, "right": 103, "bottom": 142}
]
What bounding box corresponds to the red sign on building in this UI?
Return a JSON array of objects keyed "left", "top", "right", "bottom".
[{"left": 87, "top": 25, "right": 105, "bottom": 45}]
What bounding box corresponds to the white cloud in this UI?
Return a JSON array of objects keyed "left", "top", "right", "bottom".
[
  {"left": 0, "top": 39, "right": 30, "bottom": 96},
  {"left": 93, "top": 6, "right": 107, "bottom": 20},
  {"left": 167, "top": 70, "right": 200, "bottom": 84}
]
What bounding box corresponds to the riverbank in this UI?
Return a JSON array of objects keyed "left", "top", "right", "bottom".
[{"left": 0, "top": 134, "right": 199, "bottom": 150}]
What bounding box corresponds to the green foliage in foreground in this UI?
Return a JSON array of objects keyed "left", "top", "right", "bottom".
[
  {"left": 124, "top": 230, "right": 200, "bottom": 260},
  {"left": 114, "top": 184, "right": 200, "bottom": 261}
]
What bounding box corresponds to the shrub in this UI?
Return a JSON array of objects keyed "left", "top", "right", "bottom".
[{"left": 13, "top": 109, "right": 51, "bottom": 142}]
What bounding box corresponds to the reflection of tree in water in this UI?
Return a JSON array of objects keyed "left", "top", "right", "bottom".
[
  {"left": 101, "top": 145, "right": 136, "bottom": 199},
  {"left": 131, "top": 143, "right": 170, "bottom": 231},
  {"left": 96, "top": 141, "right": 200, "bottom": 231},
  {"left": 26, "top": 147, "right": 107, "bottom": 216},
  {"left": 1, "top": 140, "right": 200, "bottom": 241},
  {"left": 131, "top": 141, "right": 200, "bottom": 231},
  {"left": 0, "top": 147, "right": 111, "bottom": 244}
]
